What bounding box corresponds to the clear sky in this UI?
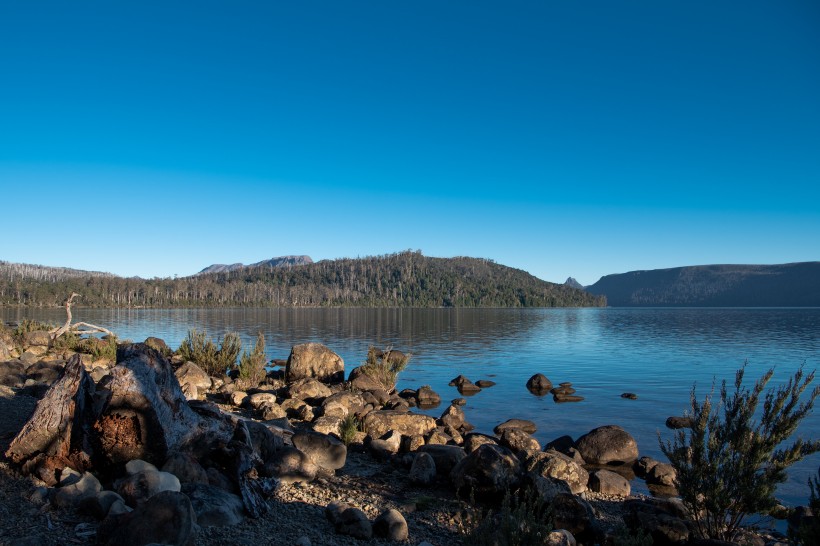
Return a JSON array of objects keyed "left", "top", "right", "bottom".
[{"left": 1, "top": 1, "right": 818, "bottom": 285}]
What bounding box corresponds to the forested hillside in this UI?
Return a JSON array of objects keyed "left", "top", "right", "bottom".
[
  {"left": 0, "top": 252, "right": 606, "bottom": 308},
  {"left": 585, "top": 262, "right": 820, "bottom": 306}
]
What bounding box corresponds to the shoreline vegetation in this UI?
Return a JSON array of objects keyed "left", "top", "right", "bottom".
[
  {"left": 0, "top": 318, "right": 817, "bottom": 545},
  {"left": 0, "top": 251, "right": 606, "bottom": 309}
]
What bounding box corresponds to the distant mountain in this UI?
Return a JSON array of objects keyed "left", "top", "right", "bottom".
[
  {"left": 0, "top": 251, "right": 605, "bottom": 308},
  {"left": 585, "top": 262, "right": 820, "bottom": 306},
  {"left": 564, "top": 277, "right": 584, "bottom": 290},
  {"left": 197, "top": 255, "right": 313, "bottom": 275}
]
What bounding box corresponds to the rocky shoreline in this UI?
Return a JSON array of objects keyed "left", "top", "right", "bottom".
[{"left": 0, "top": 327, "right": 805, "bottom": 545}]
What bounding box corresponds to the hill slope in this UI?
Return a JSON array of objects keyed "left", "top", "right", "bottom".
[
  {"left": 0, "top": 252, "right": 605, "bottom": 308},
  {"left": 197, "top": 255, "right": 313, "bottom": 275},
  {"left": 586, "top": 262, "right": 820, "bottom": 306}
]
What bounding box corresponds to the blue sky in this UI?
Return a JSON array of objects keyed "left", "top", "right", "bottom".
[{"left": 1, "top": 1, "right": 818, "bottom": 285}]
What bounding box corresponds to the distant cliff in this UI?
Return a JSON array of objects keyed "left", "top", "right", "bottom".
[
  {"left": 198, "top": 255, "right": 313, "bottom": 275},
  {"left": 585, "top": 262, "right": 820, "bottom": 306}
]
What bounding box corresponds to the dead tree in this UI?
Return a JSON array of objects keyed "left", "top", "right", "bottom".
[{"left": 49, "top": 293, "right": 114, "bottom": 341}]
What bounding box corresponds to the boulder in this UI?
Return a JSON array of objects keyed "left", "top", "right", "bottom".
[
  {"left": 500, "top": 428, "right": 541, "bottom": 453},
  {"left": 312, "top": 415, "right": 343, "bottom": 436},
  {"left": 0, "top": 359, "right": 26, "bottom": 388},
  {"left": 335, "top": 507, "right": 373, "bottom": 540},
  {"left": 162, "top": 452, "right": 210, "bottom": 485},
  {"left": 409, "top": 451, "right": 437, "bottom": 485},
  {"left": 665, "top": 416, "right": 693, "bottom": 430},
  {"left": 475, "top": 379, "right": 496, "bottom": 388},
  {"left": 416, "top": 385, "right": 442, "bottom": 407},
  {"left": 647, "top": 462, "right": 677, "bottom": 487},
  {"left": 494, "top": 418, "right": 537, "bottom": 435},
  {"left": 174, "top": 361, "right": 211, "bottom": 393},
  {"left": 547, "top": 530, "right": 577, "bottom": 546},
  {"left": 25, "top": 360, "right": 64, "bottom": 385},
  {"left": 247, "top": 391, "right": 278, "bottom": 410},
  {"left": 524, "top": 450, "right": 589, "bottom": 495},
  {"left": 463, "top": 432, "right": 498, "bottom": 453},
  {"left": 373, "top": 508, "right": 409, "bottom": 541},
  {"left": 621, "top": 392, "right": 638, "bottom": 400},
  {"left": 285, "top": 343, "right": 344, "bottom": 384},
  {"left": 143, "top": 337, "right": 170, "bottom": 355},
  {"left": 551, "top": 494, "right": 595, "bottom": 542},
  {"left": 347, "top": 366, "right": 388, "bottom": 392},
  {"left": 262, "top": 446, "right": 318, "bottom": 484},
  {"left": 439, "top": 404, "right": 474, "bottom": 433},
  {"left": 623, "top": 498, "right": 690, "bottom": 545},
  {"left": 23, "top": 330, "right": 51, "bottom": 348},
  {"left": 182, "top": 483, "right": 244, "bottom": 527},
  {"left": 633, "top": 456, "right": 660, "bottom": 478},
  {"left": 551, "top": 385, "right": 576, "bottom": 396},
  {"left": 526, "top": 373, "right": 553, "bottom": 393},
  {"left": 450, "top": 375, "right": 481, "bottom": 394},
  {"left": 321, "top": 391, "right": 366, "bottom": 419},
  {"left": 244, "top": 419, "right": 286, "bottom": 462},
  {"left": 229, "top": 390, "right": 249, "bottom": 406},
  {"left": 51, "top": 471, "right": 102, "bottom": 509},
  {"left": 588, "top": 469, "right": 631, "bottom": 496},
  {"left": 575, "top": 425, "right": 639, "bottom": 465},
  {"left": 450, "top": 444, "right": 522, "bottom": 500},
  {"left": 287, "top": 377, "right": 333, "bottom": 400},
  {"left": 369, "top": 430, "right": 403, "bottom": 459},
  {"left": 97, "top": 490, "right": 196, "bottom": 546},
  {"left": 82, "top": 490, "right": 126, "bottom": 519},
  {"left": 363, "top": 410, "right": 437, "bottom": 438},
  {"left": 260, "top": 402, "right": 287, "bottom": 421},
  {"left": 417, "top": 444, "right": 467, "bottom": 476},
  {"left": 292, "top": 430, "right": 347, "bottom": 471},
  {"left": 114, "top": 468, "right": 181, "bottom": 506}
]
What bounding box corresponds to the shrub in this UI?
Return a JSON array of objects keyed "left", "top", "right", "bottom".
[
  {"left": 360, "top": 346, "right": 410, "bottom": 392},
  {"left": 236, "top": 332, "right": 267, "bottom": 389},
  {"left": 177, "top": 329, "right": 242, "bottom": 376},
  {"left": 13, "top": 319, "right": 52, "bottom": 337},
  {"left": 458, "top": 486, "right": 552, "bottom": 546},
  {"left": 660, "top": 364, "right": 820, "bottom": 541},
  {"left": 339, "top": 413, "right": 360, "bottom": 446}
]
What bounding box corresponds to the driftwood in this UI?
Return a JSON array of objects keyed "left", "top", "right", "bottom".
[
  {"left": 49, "top": 293, "right": 114, "bottom": 341},
  {"left": 5, "top": 343, "right": 276, "bottom": 517},
  {"left": 5, "top": 354, "right": 97, "bottom": 485}
]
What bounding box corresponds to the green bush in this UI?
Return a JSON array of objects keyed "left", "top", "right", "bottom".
[
  {"left": 339, "top": 413, "right": 360, "bottom": 445},
  {"left": 13, "top": 319, "right": 52, "bottom": 337},
  {"left": 661, "top": 364, "right": 820, "bottom": 541},
  {"left": 237, "top": 332, "right": 267, "bottom": 389},
  {"left": 458, "top": 487, "right": 552, "bottom": 546},
  {"left": 178, "top": 329, "right": 242, "bottom": 377},
  {"left": 360, "top": 346, "right": 410, "bottom": 392}
]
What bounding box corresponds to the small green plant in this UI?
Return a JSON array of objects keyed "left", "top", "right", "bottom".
[
  {"left": 13, "top": 319, "right": 52, "bottom": 337},
  {"left": 794, "top": 467, "right": 820, "bottom": 544},
  {"left": 236, "top": 332, "right": 267, "bottom": 389},
  {"left": 339, "top": 413, "right": 360, "bottom": 446},
  {"left": 458, "top": 487, "right": 552, "bottom": 546},
  {"left": 614, "top": 526, "right": 654, "bottom": 546},
  {"left": 660, "top": 364, "right": 820, "bottom": 541},
  {"left": 177, "top": 329, "right": 242, "bottom": 376},
  {"left": 360, "top": 346, "right": 410, "bottom": 392},
  {"left": 51, "top": 330, "right": 82, "bottom": 351}
]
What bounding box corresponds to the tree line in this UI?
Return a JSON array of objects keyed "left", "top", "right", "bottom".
[{"left": 0, "top": 251, "right": 606, "bottom": 308}]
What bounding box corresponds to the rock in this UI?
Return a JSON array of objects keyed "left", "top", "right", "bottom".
[
  {"left": 244, "top": 419, "right": 286, "bottom": 462},
  {"left": 0, "top": 359, "right": 26, "bottom": 387},
  {"left": 363, "top": 410, "right": 437, "bottom": 438},
  {"left": 460, "top": 433, "right": 496, "bottom": 454},
  {"left": 524, "top": 450, "right": 589, "bottom": 495},
  {"left": 260, "top": 402, "right": 287, "bottom": 421},
  {"left": 418, "top": 444, "right": 467, "bottom": 476},
  {"left": 285, "top": 342, "right": 344, "bottom": 384},
  {"left": 647, "top": 462, "right": 677, "bottom": 487},
  {"left": 82, "top": 490, "right": 126, "bottom": 519},
  {"left": 98, "top": 490, "right": 196, "bottom": 546},
  {"left": 452, "top": 397, "right": 467, "bottom": 406},
  {"left": 449, "top": 374, "right": 480, "bottom": 392},
  {"left": 262, "top": 446, "right": 318, "bottom": 484},
  {"left": 450, "top": 444, "right": 522, "bottom": 500},
  {"left": 347, "top": 366, "right": 388, "bottom": 392},
  {"left": 287, "top": 377, "right": 333, "bottom": 400},
  {"left": 439, "top": 403, "right": 474, "bottom": 433},
  {"left": 174, "top": 361, "right": 211, "bottom": 393},
  {"left": 325, "top": 500, "right": 351, "bottom": 525},
  {"left": 373, "top": 508, "right": 408, "bottom": 541},
  {"left": 425, "top": 428, "right": 452, "bottom": 445},
  {"left": 665, "top": 416, "right": 693, "bottom": 429},
  {"left": 545, "top": 435, "right": 576, "bottom": 455},
  {"left": 125, "top": 459, "right": 158, "bottom": 475},
  {"left": 621, "top": 392, "right": 638, "bottom": 400},
  {"left": 531, "top": 475, "right": 574, "bottom": 503},
  {"left": 143, "top": 337, "right": 170, "bottom": 355},
  {"left": 416, "top": 385, "right": 442, "bottom": 407},
  {"left": 321, "top": 391, "right": 366, "bottom": 419},
  {"left": 475, "top": 379, "right": 496, "bottom": 388},
  {"left": 51, "top": 471, "right": 102, "bottom": 508},
  {"left": 624, "top": 498, "right": 690, "bottom": 545},
  {"left": 575, "top": 425, "right": 639, "bottom": 465},
  {"left": 206, "top": 466, "right": 235, "bottom": 492},
  {"left": 547, "top": 529, "right": 577, "bottom": 546},
  {"left": 526, "top": 373, "right": 553, "bottom": 393},
  {"left": 23, "top": 330, "right": 51, "bottom": 348},
  {"left": 551, "top": 493, "right": 595, "bottom": 541},
  {"left": 25, "top": 360, "right": 64, "bottom": 385},
  {"left": 500, "top": 428, "right": 541, "bottom": 453},
  {"left": 312, "top": 415, "right": 343, "bottom": 436},
  {"left": 369, "top": 430, "right": 403, "bottom": 459},
  {"left": 292, "top": 430, "right": 347, "bottom": 471},
  {"left": 551, "top": 385, "right": 576, "bottom": 396},
  {"left": 335, "top": 507, "right": 373, "bottom": 539},
  {"left": 162, "top": 452, "right": 210, "bottom": 485},
  {"left": 409, "top": 452, "right": 437, "bottom": 485},
  {"left": 633, "top": 456, "right": 660, "bottom": 478},
  {"left": 247, "top": 391, "right": 278, "bottom": 410},
  {"left": 589, "top": 469, "right": 631, "bottom": 496},
  {"left": 493, "top": 418, "right": 537, "bottom": 435},
  {"left": 182, "top": 483, "right": 244, "bottom": 527},
  {"left": 114, "top": 468, "right": 181, "bottom": 506},
  {"left": 553, "top": 394, "right": 585, "bottom": 403},
  {"left": 229, "top": 390, "right": 249, "bottom": 406}
]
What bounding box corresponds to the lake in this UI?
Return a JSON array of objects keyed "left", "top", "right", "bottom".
[{"left": 3, "top": 306, "right": 819, "bottom": 507}]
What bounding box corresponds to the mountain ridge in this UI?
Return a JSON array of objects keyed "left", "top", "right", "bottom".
[
  {"left": 197, "top": 255, "right": 313, "bottom": 275},
  {"left": 585, "top": 262, "right": 820, "bottom": 306}
]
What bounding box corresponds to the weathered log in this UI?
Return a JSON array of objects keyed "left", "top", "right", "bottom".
[
  {"left": 5, "top": 354, "right": 97, "bottom": 485},
  {"left": 93, "top": 343, "right": 236, "bottom": 467}
]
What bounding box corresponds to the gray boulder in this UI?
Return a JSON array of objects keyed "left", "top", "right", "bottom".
[
  {"left": 174, "top": 361, "right": 211, "bottom": 394},
  {"left": 575, "top": 425, "right": 639, "bottom": 465},
  {"left": 287, "top": 377, "right": 333, "bottom": 400},
  {"left": 588, "top": 469, "right": 631, "bottom": 496},
  {"left": 450, "top": 444, "right": 522, "bottom": 500},
  {"left": 524, "top": 450, "right": 589, "bottom": 495},
  {"left": 182, "top": 483, "right": 245, "bottom": 526},
  {"left": 292, "top": 430, "right": 347, "bottom": 471},
  {"left": 285, "top": 343, "right": 344, "bottom": 384},
  {"left": 51, "top": 471, "right": 102, "bottom": 509},
  {"left": 363, "top": 410, "right": 437, "bottom": 438},
  {"left": 262, "top": 446, "right": 317, "bottom": 484},
  {"left": 494, "top": 418, "right": 537, "bottom": 435},
  {"left": 373, "top": 508, "right": 408, "bottom": 541},
  {"left": 647, "top": 462, "right": 677, "bottom": 487},
  {"left": 162, "top": 452, "right": 209, "bottom": 485},
  {"left": 409, "top": 452, "right": 437, "bottom": 485},
  {"left": 418, "top": 444, "right": 467, "bottom": 476},
  {"left": 98, "top": 490, "right": 196, "bottom": 546},
  {"left": 500, "top": 428, "right": 541, "bottom": 453},
  {"left": 114, "top": 467, "right": 181, "bottom": 506},
  {"left": 526, "top": 373, "right": 553, "bottom": 393},
  {"left": 335, "top": 507, "right": 373, "bottom": 539}
]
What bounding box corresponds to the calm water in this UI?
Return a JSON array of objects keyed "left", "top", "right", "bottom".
[{"left": 4, "top": 307, "right": 819, "bottom": 506}]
